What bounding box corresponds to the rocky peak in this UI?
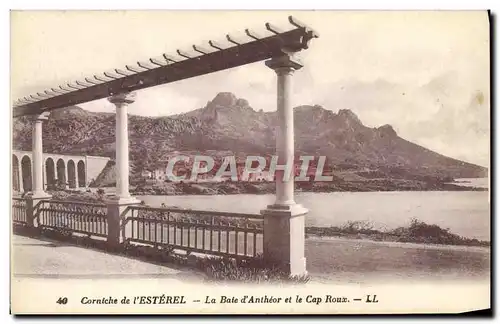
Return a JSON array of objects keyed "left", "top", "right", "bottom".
[
  {"left": 337, "top": 109, "right": 362, "bottom": 125},
  {"left": 235, "top": 98, "right": 250, "bottom": 108},
  {"left": 203, "top": 92, "right": 257, "bottom": 122},
  {"left": 208, "top": 92, "right": 238, "bottom": 108},
  {"left": 377, "top": 124, "right": 397, "bottom": 137}
]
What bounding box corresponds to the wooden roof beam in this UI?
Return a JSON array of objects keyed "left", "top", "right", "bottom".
[{"left": 13, "top": 16, "right": 319, "bottom": 117}]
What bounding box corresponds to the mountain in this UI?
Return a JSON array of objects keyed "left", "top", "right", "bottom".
[{"left": 12, "top": 92, "right": 487, "bottom": 180}]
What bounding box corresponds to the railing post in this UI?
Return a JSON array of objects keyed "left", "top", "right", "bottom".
[
  {"left": 105, "top": 198, "right": 140, "bottom": 249},
  {"left": 25, "top": 197, "right": 35, "bottom": 228},
  {"left": 24, "top": 196, "right": 47, "bottom": 229}
]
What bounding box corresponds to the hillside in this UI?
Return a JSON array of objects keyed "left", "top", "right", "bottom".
[{"left": 12, "top": 92, "right": 487, "bottom": 183}]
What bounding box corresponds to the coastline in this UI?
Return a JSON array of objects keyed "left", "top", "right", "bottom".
[{"left": 128, "top": 180, "right": 488, "bottom": 196}]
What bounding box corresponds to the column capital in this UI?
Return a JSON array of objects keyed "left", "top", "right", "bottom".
[
  {"left": 265, "top": 53, "right": 303, "bottom": 74},
  {"left": 108, "top": 91, "right": 137, "bottom": 105},
  {"left": 35, "top": 111, "right": 50, "bottom": 122}
]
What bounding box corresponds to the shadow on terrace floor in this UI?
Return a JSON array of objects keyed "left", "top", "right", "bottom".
[{"left": 11, "top": 231, "right": 206, "bottom": 282}]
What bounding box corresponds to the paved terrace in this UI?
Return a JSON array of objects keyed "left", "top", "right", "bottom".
[
  {"left": 12, "top": 235, "right": 490, "bottom": 284},
  {"left": 11, "top": 235, "right": 202, "bottom": 281}
]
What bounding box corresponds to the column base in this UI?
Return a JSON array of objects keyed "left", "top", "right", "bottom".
[
  {"left": 24, "top": 192, "right": 52, "bottom": 227},
  {"left": 286, "top": 257, "right": 308, "bottom": 277},
  {"left": 260, "top": 203, "right": 308, "bottom": 217},
  {"left": 105, "top": 195, "right": 141, "bottom": 248},
  {"left": 261, "top": 203, "right": 308, "bottom": 276}
]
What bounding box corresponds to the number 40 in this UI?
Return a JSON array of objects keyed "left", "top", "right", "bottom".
[{"left": 56, "top": 297, "right": 68, "bottom": 305}]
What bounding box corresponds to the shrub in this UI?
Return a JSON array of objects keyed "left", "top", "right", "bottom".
[
  {"left": 389, "top": 218, "right": 489, "bottom": 247},
  {"left": 199, "top": 255, "right": 310, "bottom": 284},
  {"left": 340, "top": 220, "right": 376, "bottom": 234}
]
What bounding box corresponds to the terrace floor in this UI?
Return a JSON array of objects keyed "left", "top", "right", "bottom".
[
  {"left": 11, "top": 235, "right": 203, "bottom": 281},
  {"left": 11, "top": 234, "right": 490, "bottom": 285}
]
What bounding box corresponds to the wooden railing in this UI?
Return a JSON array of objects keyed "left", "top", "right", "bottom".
[
  {"left": 12, "top": 198, "right": 27, "bottom": 225},
  {"left": 35, "top": 200, "right": 108, "bottom": 238},
  {"left": 125, "top": 206, "right": 264, "bottom": 258}
]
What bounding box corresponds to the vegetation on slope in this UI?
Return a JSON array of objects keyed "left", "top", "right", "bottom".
[{"left": 13, "top": 93, "right": 487, "bottom": 183}]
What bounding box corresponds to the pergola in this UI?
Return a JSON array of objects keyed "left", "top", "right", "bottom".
[{"left": 13, "top": 16, "right": 319, "bottom": 275}]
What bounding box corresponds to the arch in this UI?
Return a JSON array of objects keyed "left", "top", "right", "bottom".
[
  {"left": 21, "top": 155, "right": 32, "bottom": 193},
  {"left": 56, "top": 158, "right": 66, "bottom": 188},
  {"left": 45, "top": 157, "right": 56, "bottom": 189},
  {"left": 12, "top": 154, "right": 20, "bottom": 191},
  {"left": 77, "top": 160, "right": 86, "bottom": 188},
  {"left": 67, "top": 160, "right": 76, "bottom": 189}
]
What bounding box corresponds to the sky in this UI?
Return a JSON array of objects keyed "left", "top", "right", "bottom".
[{"left": 10, "top": 11, "right": 490, "bottom": 167}]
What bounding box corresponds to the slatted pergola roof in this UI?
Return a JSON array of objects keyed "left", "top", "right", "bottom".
[{"left": 12, "top": 16, "right": 318, "bottom": 118}]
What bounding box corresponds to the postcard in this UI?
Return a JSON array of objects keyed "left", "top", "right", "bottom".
[{"left": 10, "top": 10, "right": 491, "bottom": 315}]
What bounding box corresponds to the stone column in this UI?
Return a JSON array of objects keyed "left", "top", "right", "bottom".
[
  {"left": 42, "top": 161, "right": 46, "bottom": 190},
  {"left": 84, "top": 156, "right": 89, "bottom": 188},
  {"left": 64, "top": 162, "right": 70, "bottom": 189},
  {"left": 108, "top": 92, "right": 137, "bottom": 201},
  {"left": 106, "top": 92, "right": 140, "bottom": 248},
  {"left": 26, "top": 112, "right": 51, "bottom": 228},
  {"left": 17, "top": 160, "right": 23, "bottom": 193},
  {"left": 260, "top": 53, "right": 308, "bottom": 276},
  {"left": 31, "top": 112, "right": 51, "bottom": 198},
  {"left": 75, "top": 166, "right": 80, "bottom": 188}
]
